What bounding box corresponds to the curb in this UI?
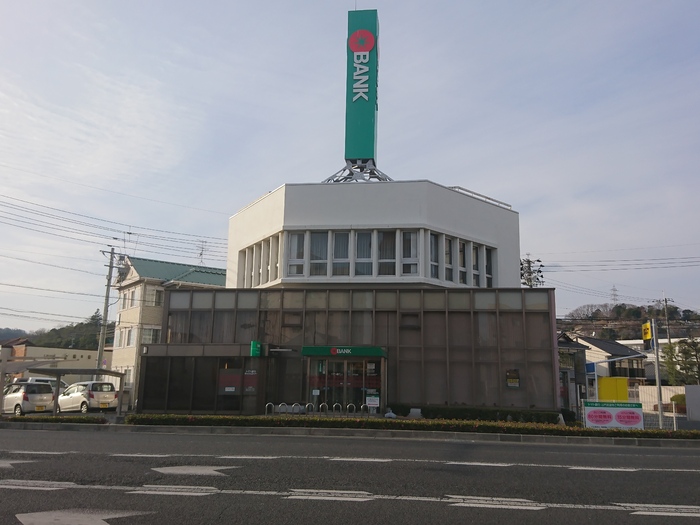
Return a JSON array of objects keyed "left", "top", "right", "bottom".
[{"left": 1, "top": 421, "right": 699, "bottom": 448}]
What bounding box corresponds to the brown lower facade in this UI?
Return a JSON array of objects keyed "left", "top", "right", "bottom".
[{"left": 136, "top": 287, "right": 559, "bottom": 414}]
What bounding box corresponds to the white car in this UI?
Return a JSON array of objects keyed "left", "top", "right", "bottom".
[
  {"left": 57, "top": 382, "right": 119, "bottom": 414},
  {"left": 2, "top": 383, "right": 55, "bottom": 416},
  {"left": 13, "top": 377, "right": 69, "bottom": 394}
]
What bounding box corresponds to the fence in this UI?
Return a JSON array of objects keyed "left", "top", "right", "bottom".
[
  {"left": 635, "top": 385, "right": 686, "bottom": 430},
  {"left": 265, "top": 402, "right": 371, "bottom": 417}
]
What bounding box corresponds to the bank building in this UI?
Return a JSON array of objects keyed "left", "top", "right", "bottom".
[{"left": 134, "top": 10, "right": 558, "bottom": 416}]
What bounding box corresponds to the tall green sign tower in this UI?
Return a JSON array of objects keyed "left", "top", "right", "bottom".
[{"left": 324, "top": 9, "right": 392, "bottom": 183}]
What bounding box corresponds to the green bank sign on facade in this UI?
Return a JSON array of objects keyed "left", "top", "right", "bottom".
[
  {"left": 344, "top": 9, "right": 379, "bottom": 165},
  {"left": 302, "top": 346, "right": 387, "bottom": 358}
]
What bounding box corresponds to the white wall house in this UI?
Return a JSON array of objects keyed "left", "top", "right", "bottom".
[
  {"left": 111, "top": 256, "right": 226, "bottom": 391},
  {"left": 227, "top": 180, "right": 520, "bottom": 290}
]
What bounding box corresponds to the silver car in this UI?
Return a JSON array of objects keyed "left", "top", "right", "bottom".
[
  {"left": 57, "top": 381, "right": 118, "bottom": 413},
  {"left": 2, "top": 383, "right": 55, "bottom": 416}
]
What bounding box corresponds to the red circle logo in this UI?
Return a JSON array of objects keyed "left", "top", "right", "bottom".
[
  {"left": 586, "top": 409, "right": 613, "bottom": 425},
  {"left": 330, "top": 347, "right": 338, "bottom": 355},
  {"left": 348, "top": 29, "right": 375, "bottom": 53},
  {"left": 615, "top": 410, "right": 642, "bottom": 426}
]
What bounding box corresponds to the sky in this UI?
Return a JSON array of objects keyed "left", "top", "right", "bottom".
[{"left": 1, "top": 1, "right": 699, "bottom": 333}]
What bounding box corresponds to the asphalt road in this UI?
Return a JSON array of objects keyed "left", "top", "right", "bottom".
[{"left": 0, "top": 429, "right": 699, "bottom": 524}]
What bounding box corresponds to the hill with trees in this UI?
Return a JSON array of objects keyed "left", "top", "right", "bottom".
[
  {"left": 0, "top": 310, "right": 113, "bottom": 350},
  {"left": 558, "top": 302, "right": 700, "bottom": 341}
]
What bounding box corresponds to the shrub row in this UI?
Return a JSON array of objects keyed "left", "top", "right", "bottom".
[
  {"left": 389, "top": 404, "right": 563, "bottom": 424},
  {"left": 123, "top": 414, "right": 700, "bottom": 440}
]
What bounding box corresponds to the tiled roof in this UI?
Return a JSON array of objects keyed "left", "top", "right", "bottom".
[
  {"left": 577, "top": 335, "right": 646, "bottom": 358},
  {"left": 558, "top": 332, "right": 587, "bottom": 350},
  {"left": 124, "top": 256, "right": 226, "bottom": 287}
]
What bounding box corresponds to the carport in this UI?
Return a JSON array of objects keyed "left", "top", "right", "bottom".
[{"left": 25, "top": 368, "right": 126, "bottom": 417}]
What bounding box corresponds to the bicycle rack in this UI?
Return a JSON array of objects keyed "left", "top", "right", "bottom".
[
  {"left": 319, "top": 403, "right": 328, "bottom": 416},
  {"left": 278, "top": 402, "right": 288, "bottom": 415},
  {"left": 305, "top": 403, "right": 315, "bottom": 415},
  {"left": 291, "top": 402, "right": 302, "bottom": 414},
  {"left": 360, "top": 404, "right": 369, "bottom": 417},
  {"left": 332, "top": 403, "right": 342, "bottom": 415},
  {"left": 346, "top": 403, "right": 356, "bottom": 415},
  {"left": 265, "top": 402, "right": 274, "bottom": 416}
]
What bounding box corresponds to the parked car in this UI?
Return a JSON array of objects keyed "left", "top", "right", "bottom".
[
  {"left": 13, "top": 376, "right": 69, "bottom": 394},
  {"left": 2, "top": 382, "right": 55, "bottom": 416},
  {"left": 57, "top": 382, "right": 119, "bottom": 413}
]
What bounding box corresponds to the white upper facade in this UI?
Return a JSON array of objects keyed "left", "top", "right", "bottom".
[{"left": 227, "top": 180, "right": 520, "bottom": 289}]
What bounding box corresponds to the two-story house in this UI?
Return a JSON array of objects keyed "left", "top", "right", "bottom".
[{"left": 111, "top": 256, "right": 226, "bottom": 396}]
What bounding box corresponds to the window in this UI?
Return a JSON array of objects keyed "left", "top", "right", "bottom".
[
  {"left": 485, "top": 248, "right": 493, "bottom": 288},
  {"left": 378, "top": 230, "right": 396, "bottom": 275},
  {"left": 114, "top": 330, "right": 121, "bottom": 348},
  {"left": 120, "top": 292, "right": 128, "bottom": 310},
  {"left": 126, "top": 328, "right": 134, "bottom": 347},
  {"left": 355, "top": 231, "right": 372, "bottom": 276},
  {"left": 332, "top": 232, "right": 350, "bottom": 276},
  {"left": 145, "top": 288, "right": 164, "bottom": 307},
  {"left": 142, "top": 328, "right": 161, "bottom": 344},
  {"left": 129, "top": 289, "right": 137, "bottom": 308},
  {"left": 430, "top": 233, "right": 439, "bottom": 279},
  {"left": 401, "top": 230, "right": 418, "bottom": 275},
  {"left": 288, "top": 232, "right": 305, "bottom": 275},
  {"left": 458, "top": 241, "right": 467, "bottom": 284},
  {"left": 473, "top": 244, "right": 480, "bottom": 287},
  {"left": 309, "top": 232, "right": 328, "bottom": 276},
  {"left": 445, "top": 237, "right": 453, "bottom": 282}
]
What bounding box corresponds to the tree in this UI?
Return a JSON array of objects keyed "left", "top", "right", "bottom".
[{"left": 663, "top": 338, "right": 700, "bottom": 385}]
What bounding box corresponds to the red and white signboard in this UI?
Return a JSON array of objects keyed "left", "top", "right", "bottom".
[{"left": 583, "top": 401, "right": 644, "bottom": 429}]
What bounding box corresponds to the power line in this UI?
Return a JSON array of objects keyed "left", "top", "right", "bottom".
[
  {"left": 0, "top": 196, "right": 228, "bottom": 243},
  {"left": 0, "top": 254, "right": 104, "bottom": 276},
  {"left": 0, "top": 164, "right": 230, "bottom": 217},
  {"left": 0, "top": 282, "right": 103, "bottom": 298}
]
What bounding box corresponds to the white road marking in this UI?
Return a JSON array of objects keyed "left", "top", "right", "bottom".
[
  {"left": 569, "top": 467, "right": 638, "bottom": 472},
  {"left": 217, "top": 455, "right": 280, "bottom": 459},
  {"left": 8, "top": 449, "right": 698, "bottom": 474},
  {"left": 287, "top": 489, "right": 374, "bottom": 502},
  {"left": 3, "top": 479, "right": 700, "bottom": 517},
  {"left": 445, "top": 495, "right": 545, "bottom": 510},
  {"left": 112, "top": 453, "right": 172, "bottom": 458},
  {"left": 446, "top": 462, "right": 513, "bottom": 467},
  {"left": 0, "top": 479, "right": 77, "bottom": 491},
  {"left": 0, "top": 460, "right": 35, "bottom": 469},
  {"left": 129, "top": 485, "right": 220, "bottom": 496},
  {"left": 328, "top": 457, "right": 393, "bottom": 462},
  {"left": 632, "top": 511, "right": 700, "bottom": 517},
  {"left": 616, "top": 503, "right": 700, "bottom": 517},
  {"left": 8, "top": 451, "right": 69, "bottom": 455},
  {"left": 152, "top": 465, "right": 240, "bottom": 476},
  {"left": 16, "top": 509, "right": 150, "bottom": 525}
]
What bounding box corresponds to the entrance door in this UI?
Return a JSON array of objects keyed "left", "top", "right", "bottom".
[
  {"left": 307, "top": 359, "right": 382, "bottom": 412},
  {"left": 345, "top": 361, "right": 364, "bottom": 409}
]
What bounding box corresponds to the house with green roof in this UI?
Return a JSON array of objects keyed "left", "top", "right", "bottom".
[{"left": 111, "top": 256, "right": 225, "bottom": 394}]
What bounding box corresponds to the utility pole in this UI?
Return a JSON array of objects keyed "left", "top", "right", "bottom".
[
  {"left": 663, "top": 294, "right": 673, "bottom": 350},
  {"left": 96, "top": 247, "right": 115, "bottom": 373},
  {"left": 520, "top": 254, "right": 544, "bottom": 288},
  {"left": 651, "top": 319, "right": 664, "bottom": 429}
]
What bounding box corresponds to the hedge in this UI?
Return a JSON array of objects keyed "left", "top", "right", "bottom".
[{"left": 123, "top": 414, "right": 700, "bottom": 440}]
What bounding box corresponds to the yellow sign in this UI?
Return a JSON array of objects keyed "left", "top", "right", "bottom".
[{"left": 642, "top": 321, "right": 651, "bottom": 341}]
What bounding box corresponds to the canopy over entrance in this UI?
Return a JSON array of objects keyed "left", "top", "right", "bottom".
[{"left": 302, "top": 346, "right": 387, "bottom": 358}]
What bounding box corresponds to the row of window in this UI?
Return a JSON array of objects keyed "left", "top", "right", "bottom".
[
  {"left": 114, "top": 327, "right": 161, "bottom": 348},
  {"left": 243, "top": 229, "right": 494, "bottom": 286},
  {"left": 118, "top": 287, "right": 164, "bottom": 310}
]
